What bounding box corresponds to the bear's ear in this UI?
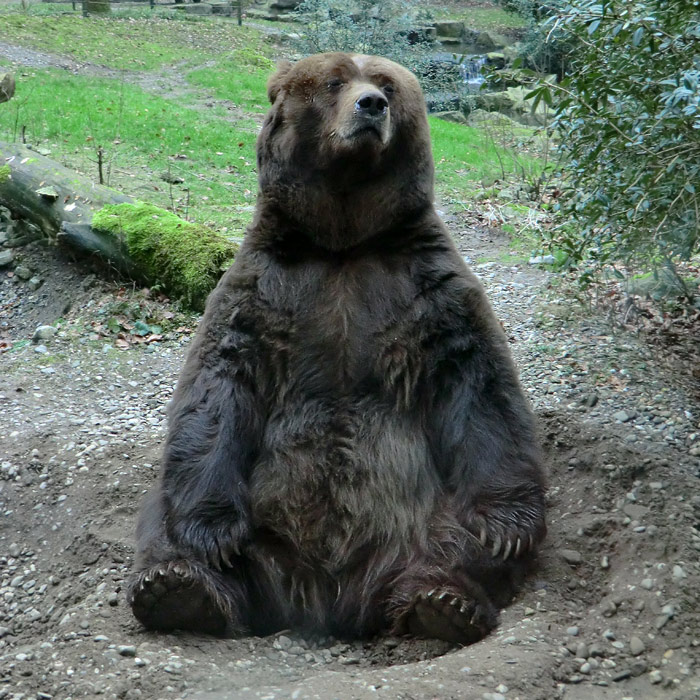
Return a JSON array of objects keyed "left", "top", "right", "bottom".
[{"left": 267, "top": 60, "right": 293, "bottom": 104}]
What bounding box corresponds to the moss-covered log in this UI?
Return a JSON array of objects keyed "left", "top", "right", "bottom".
[
  {"left": 92, "top": 203, "right": 238, "bottom": 310},
  {"left": 0, "top": 142, "right": 238, "bottom": 310}
]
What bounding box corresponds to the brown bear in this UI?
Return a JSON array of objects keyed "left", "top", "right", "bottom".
[{"left": 127, "top": 52, "right": 546, "bottom": 644}]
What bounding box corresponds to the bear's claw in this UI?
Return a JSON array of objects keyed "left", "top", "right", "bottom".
[
  {"left": 128, "top": 559, "right": 234, "bottom": 636},
  {"left": 402, "top": 589, "right": 493, "bottom": 645}
]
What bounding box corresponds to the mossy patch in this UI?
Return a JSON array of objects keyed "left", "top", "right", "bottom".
[
  {"left": 0, "top": 164, "right": 10, "bottom": 184},
  {"left": 92, "top": 202, "right": 238, "bottom": 311}
]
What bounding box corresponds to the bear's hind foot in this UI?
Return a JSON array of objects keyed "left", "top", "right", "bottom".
[
  {"left": 398, "top": 589, "right": 497, "bottom": 645},
  {"left": 128, "top": 559, "right": 240, "bottom": 636}
]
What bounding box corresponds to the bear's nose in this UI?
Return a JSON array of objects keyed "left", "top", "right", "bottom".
[{"left": 355, "top": 91, "right": 389, "bottom": 118}]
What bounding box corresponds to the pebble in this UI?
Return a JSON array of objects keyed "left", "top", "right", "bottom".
[
  {"left": 33, "top": 325, "right": 57, "bottom": 342},
  {"left": 649, "top": 669, "right": 663, "bottom": 684},
  {"left": 117, "top": 645, "right": 137, "bottom": 657},
  {"left": 629, "top": 636, "right": 645, "bottom": 656},
  {"left": 14, "top": 264, "right": 31, "bottom": 280},
  {"left": 0, "top": 249, "right": 14, "bottom": 266},
  {"left": 566, "top": 626, "right": 580, "bottom": 637},
  {"left": 640, "top": 578, "right": 654, "bottom": 590},
  {"left": 560, "top": 549, "right": 582, "bottom": 565},
  {"left": 672, "top": 565, "right": 687, "bottom": 580}
]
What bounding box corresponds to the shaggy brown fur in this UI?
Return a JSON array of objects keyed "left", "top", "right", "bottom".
[{"left": 128, "top": 53, "right": 547, "bottom": 643}]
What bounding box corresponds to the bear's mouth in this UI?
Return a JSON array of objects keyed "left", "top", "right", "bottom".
[{"left": 350, "top": 124, "right": 383, "bottom": 140}]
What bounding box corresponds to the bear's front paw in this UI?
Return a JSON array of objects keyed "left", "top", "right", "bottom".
[
  {"left": 167, "top": 511, "right": 250, "bottom": 571},
  {"left": 465, "top": 505, "right": 545, "bottom": 561}
]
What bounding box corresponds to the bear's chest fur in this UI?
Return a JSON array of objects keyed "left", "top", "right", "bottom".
[{"left": 244, "top": 250, "right": 440, "bottom": 561}]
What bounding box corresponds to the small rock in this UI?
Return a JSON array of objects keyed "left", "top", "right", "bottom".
[
  {"left": 630, "top": 660, "right": 648, "bottom": 676},
  {"left": 34, "top": 344, "right": 48, "bottom": 354},
  {"left": 640, "top": 578, "right": 654, "bottom": 590},
  {"left": 117, "top": 645, "right": 137, "bottom": 657},
  {"left": 612, "top": 669, "right": 632, "bottom": 682},
  {"left": 566, "top": 626, "right": 580, "bottom": 637},
  {"left": 613, "top": 410, "right": 631, "bottom": 422},
  {"left": 560, "top": 549, "right": 582, "bottom": 565},
  {"left": 33, "top": 325, "right": 57, "bottom": 342},
  {"left": 672, "top": 565, "right": 686, "bottom": 580},
  {"left": 649, "top": 669, "right": 663, "bottom": 684},
  {"left": 623, "top": 503, "right": 649, "bottom": 519},
  {"left": 0, "top": 249, "right": 13, "bottom": 266},
  {"left": 28, "top": 276, "right": 43, "bottom": 290},
  {"left": 629, "top": 636, "right": 645, "bottom": 656},
  {"left": 581, "top": 392, "right": 599, "bottom": 408},
  {"left": 14, "top": 264, "right": 31, "bottom": 280},
  {"left": 528, "top": 255, "right": 556, "bottom": 265}
]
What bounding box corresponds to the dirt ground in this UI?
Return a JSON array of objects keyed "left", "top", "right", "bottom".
[{"left": 1, "top": 206, "right": 699, "bottom": 700}]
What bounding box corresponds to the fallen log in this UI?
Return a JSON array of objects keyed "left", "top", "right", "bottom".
[
  {"left": 0, "top": 142, "right": 239, "bottom": 310},
  {"left": 0, "top": 141, "right": 133, "bottom": 240}
]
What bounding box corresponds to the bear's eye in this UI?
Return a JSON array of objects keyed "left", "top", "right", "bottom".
[
  {"left": 327, "top": 78, "right": 344, "bottom": 91},
  {"left": 382, "top": 84, "right": 396, "bottom": 99}
]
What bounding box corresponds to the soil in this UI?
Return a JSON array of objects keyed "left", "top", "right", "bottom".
[{"left": 1, "top": 33, "right": 699, "bottom": 700}]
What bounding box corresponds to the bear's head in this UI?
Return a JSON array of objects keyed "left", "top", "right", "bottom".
[{"left": 256, "top": 53, "right": 435, "bottom": 251}]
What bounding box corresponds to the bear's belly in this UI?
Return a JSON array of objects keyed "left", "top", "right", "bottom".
[{"left": 249, "top": 396, "right": 438, "bottom": 568}]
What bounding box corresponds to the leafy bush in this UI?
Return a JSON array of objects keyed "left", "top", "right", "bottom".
[
  {"left": 494, "top": 0, "right": 575, "bottom": 76},
  {"left": 529, "top": 0, "right": 700, "bottom": 291}
]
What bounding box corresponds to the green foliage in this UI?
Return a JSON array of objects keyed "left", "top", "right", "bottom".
[
  {"left": 0, "top": 165, "right": 10, "bottom": 183},
  {"left": 93, "top": 202, "right": 238, "bottom": 310},
  {"left": 530, "top": 0, "right": 700, "bottom": 288},
  {"left": 494, "top": 0, "right": 575, "bottom": 76}
]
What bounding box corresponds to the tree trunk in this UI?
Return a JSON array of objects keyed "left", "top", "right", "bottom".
[{"left": 0, "top": 141, "right": 132, "bottom": 241}]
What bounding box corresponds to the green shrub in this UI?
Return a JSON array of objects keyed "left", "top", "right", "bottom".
[{"left": 529, "top": 0, "right": 700, "bottom": 291}]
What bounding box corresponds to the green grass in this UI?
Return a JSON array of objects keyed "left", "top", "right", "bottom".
[
  {"left": 0, "top": 69, "right": 259, "bottom": 229},
  {"left": 187, "top": 50, "right": 274, "bottom": 111},
  {"left": 431, "top": 5, "right": 527, "bottom": 32},
  {"left": 0, "top": 11, "right": 262, "bottom": 70},
  {"left": 429, "top": 117, "right": 539, "bottom": 195}
]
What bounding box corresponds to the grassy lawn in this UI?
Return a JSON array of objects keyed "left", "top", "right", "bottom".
[
  {"left": 0, "top": 68, "right": 259, "bottom": 231},
  {"left": 0, "top": 8, "right": 266, "bottom": 70},
  {"left": 187, "top": 49, "right": 274, "bottom": 111},
  {"left": 0, "top": 6, "right": 542, "bottom": 236},
  {"left": 430, "top": 4, "right": 527, "bottom": 32}
]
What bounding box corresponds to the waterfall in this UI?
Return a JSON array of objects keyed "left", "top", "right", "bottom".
[{"left": 460, "top": 55, "right": 487, "bottom": 92}]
